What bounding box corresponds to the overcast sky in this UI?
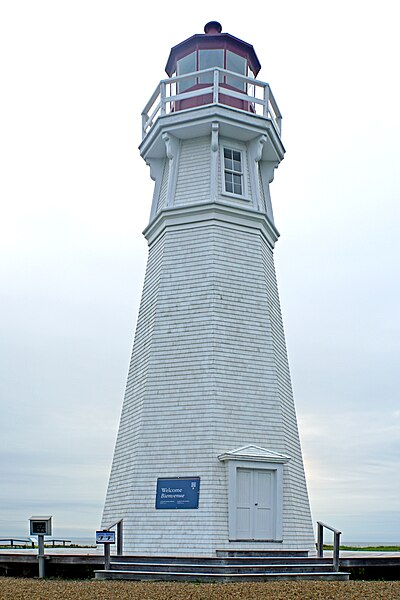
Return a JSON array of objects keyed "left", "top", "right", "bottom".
[{"left": 1, "top": 0, "right": 399, "bottom": 543}]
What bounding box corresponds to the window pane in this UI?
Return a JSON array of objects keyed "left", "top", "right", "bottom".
[
  {"left": 224, "top": 148, "right": 233, "bottom": 170},
  {"left": 233, "top": 159, "right": 241, "bottom": 172},
  {"left": 226, "top": 50, "right": 246, "bottom": 90},
  {"left": 199, "top": 49, "right": 224, "bottom": 83},
  {"left": 224, "top": 156, "right": 233, "bottom": 170},
  {"left": 234, "top": 182, "right": 242, "bottom": 195},
  {"left": 225, "top": 172, "right": 233, "bottom": 192},
  {"left": 232, "top": 150, "right": 241, "bottom": 162},
  {"left": 177, "top": 52, "right": 196, "bottom": 75},
  {"left": 226, "top": 51, "right": 246, "bottom": 75},
  {"left": 233, "top": 174, "right": 242, "bottom": 186},
  {"left": 177, "top": 52, "right": 196, "bottom": 92}
]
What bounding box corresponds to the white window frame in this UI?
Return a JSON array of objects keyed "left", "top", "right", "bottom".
[{"left": 221, "top": 143, "right": 248, "bottom": 200}]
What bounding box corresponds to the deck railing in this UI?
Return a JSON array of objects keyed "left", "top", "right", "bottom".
[
  {"left": 141, "top": 67, "right": 282, "bottom": 139},
  {"left": 0, "top": 538, "right": 35, "bottom": 548},
  {"left": 104, "top": 519, "right": 123, "bottom": 556},
  {"left": 317, "top": 521, "right": 342, "bottom": 571}
]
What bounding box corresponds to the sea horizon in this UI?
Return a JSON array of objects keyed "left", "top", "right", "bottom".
[{"left": 1, "top": 535, "right": 399, "bottom": 547}]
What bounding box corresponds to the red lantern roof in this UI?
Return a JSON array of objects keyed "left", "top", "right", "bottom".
[{"left": 165, "top": 22, "right": 261, "bottom": 77}]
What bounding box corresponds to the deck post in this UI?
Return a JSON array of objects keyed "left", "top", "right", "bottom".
[
  {"left": 38, "top": 534, "right": 45, "bottom": 578},
  {"left": 104, "top": 542, "right": 111, "bottom": 570},
  {"left": 333, "top": 530, "right": 341, "bottom": 571},
  {"left": 317, "top": 522, "right": 324, "bottom": 558},
  {"left": 117, "top": 520, "right": 123, "bottom": 555}
]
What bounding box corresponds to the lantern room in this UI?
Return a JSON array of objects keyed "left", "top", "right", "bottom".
[
  {"left": 141, "top": 22, "right": 282, "bottom": 144},
  {"left": 165, "top": 21, "right": 261, "bottom": 112}
]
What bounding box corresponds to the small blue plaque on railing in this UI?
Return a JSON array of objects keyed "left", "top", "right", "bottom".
[
  {"left": 156, "top": 477, "right": 200, "bottom": 509},
  {"left": 96, "top": 530, "right": 115, "bottom": 544}
]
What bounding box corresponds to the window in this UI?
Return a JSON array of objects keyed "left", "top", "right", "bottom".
[
  {"left": 177, "top": 52, "right": 196, "bottom": 92},
  {"left": 223, "top": 147, "right": 243, "bottom": 196},
  {"left": 175, "top": 48, "right": 249, "bottom": 93}
]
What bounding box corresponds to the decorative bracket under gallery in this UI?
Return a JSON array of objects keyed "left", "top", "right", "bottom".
[{"left": 162, "top": 132, "right": 181, "bottom": 208}]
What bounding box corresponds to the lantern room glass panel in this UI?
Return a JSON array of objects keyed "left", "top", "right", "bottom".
[
  {"left": 177, "top": 52, "right": 196, "bottom": 92},
  {"left": 226, "top": 50, "right": 247, "bottom": 90},
  {"left": 199, "top": 49, "right": 224, "bottom": 83}
]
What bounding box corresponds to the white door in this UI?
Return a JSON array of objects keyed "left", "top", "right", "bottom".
[{"left": 236, "top": 468, "right": 274, "bottom": 540}]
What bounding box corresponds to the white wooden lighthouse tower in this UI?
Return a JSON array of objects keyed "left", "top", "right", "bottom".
[{"left": 102, "top": 22, "right": 315, "bottom": 555}]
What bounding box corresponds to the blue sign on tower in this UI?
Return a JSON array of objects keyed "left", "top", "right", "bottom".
[{"left": 156, "top": 477, "right": 200, "bottom": 509}]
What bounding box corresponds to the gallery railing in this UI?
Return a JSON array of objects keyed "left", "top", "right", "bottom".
[
  {"left": 141, "top": 67, "right": 282, "bottom": 138},
  {"left": 317, "top": 521, "right": 342, "bottom": 571}
]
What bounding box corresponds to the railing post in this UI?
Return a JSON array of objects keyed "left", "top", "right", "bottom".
[
  {"left": 263, "top": 84, "right": 270, "bottom": 117},
  {"left": 117, "top": 520, "right": 123, "bottom": 555},
  {"left": 213, "top": 69, "right": 219, "bottom": 104},
  {"left": 333, "top": 531, "right": 341, "bottom": 572},
  {"left": 141, "top": 113, "right": 147, "bottom": 139},
  {"left": 317, "top": 522, "right": 323, "bottom": 558},
  {"left": 105, "top": 519, "right": 123, "bottom": 556},
  {"left": 160, "top": 82, "right": 167, "bottom": 116}
]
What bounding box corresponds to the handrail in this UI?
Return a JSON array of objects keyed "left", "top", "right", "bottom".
[
  {"left": 0, "top": 538, "right": 35, "bottom": 548},
  {"left": 141, "top": 67, "right": 282, "bottom": 139},
  {"left": 45, "top": 538, "right": 71, "bottom": 547},
  {"left": 317, "top": 521, "right": 342, "bottom": 572},
  {"left": 104, "top": 518, "right": 123, "bottom": 555}
]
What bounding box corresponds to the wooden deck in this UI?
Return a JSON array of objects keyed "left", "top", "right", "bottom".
[{"left": 0, "top": 551, "right": 399, "bottom": 580}]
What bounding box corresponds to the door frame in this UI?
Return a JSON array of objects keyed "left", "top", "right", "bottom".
[
  {"left": 218, "top": 445, "right": 290, "bottom": 542},
  {"left": 227, "top": 459, "right": 285, "bottom": 541}
]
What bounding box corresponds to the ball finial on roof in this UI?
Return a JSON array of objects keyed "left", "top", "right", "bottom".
[{"left": 204, "top": 21, "right": 222, "bottom": 34}]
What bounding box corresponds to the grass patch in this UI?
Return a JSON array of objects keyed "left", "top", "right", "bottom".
[{"left": 323, "top": 545, "right": 400, "bottom": 552}]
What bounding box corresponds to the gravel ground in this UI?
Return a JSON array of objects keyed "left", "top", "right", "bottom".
[{"left": 1, "top": 579, "right": 400, "bottom": 600}]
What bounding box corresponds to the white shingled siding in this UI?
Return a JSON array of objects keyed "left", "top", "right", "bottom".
[
  {"left": 102, "top": 233, "right": 166, "bottom": 529},
  {"left": 174, "top": 137, "right": 211, "bottom": 206},
  {"left": 102, "top": 215, "right": 315, "bottom": 555},
  {"left": 261, "top": 244, "right": 315, "bottom": 548},
  {"left": 258, "top": 165, "right": 267, "bottom": 212},
  {"left": 156, "top": 159, "right": 169, "bottom": 212},
  {"left": 102, "top": 118, "right": 314, "bottom": 555}
]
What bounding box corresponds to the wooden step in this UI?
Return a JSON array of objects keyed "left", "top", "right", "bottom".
[
  {"left": 113, "top": 555, "right": 332, "bottom": 566},
  {"left": 94, "top": 550, "right": 349, "bottom": 582},
  {"left": 109, "top": 561, "right": 335, "bottom": 574},
  {"left": 216, "top": 549, "right": 310, "bottom": 558},
  {"left": 95, "top": 569, "right": 350, "bottom": 582}
]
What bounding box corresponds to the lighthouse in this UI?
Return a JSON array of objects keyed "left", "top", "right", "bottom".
[{"left": 102, "top": 22, "right": 315, "bottom": 555}]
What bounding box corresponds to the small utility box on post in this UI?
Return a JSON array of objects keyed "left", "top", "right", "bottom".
[
  {"left": 96, "top": 530, "right": 115, "bottom": 570},
  {"left": 29, "top": 516, "right": 52, "bottom": 578}
]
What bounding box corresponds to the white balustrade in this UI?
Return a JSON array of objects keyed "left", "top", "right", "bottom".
[{"left": 141, "top": 67, "right": 282, "bottom": 139}]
